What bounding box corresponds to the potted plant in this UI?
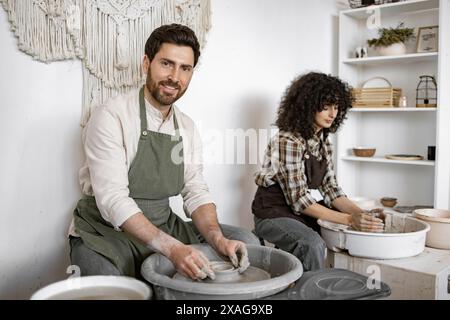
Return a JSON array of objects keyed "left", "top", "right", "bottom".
[{"left": 367, "top": 23, "right": 415, "bottom": 56}]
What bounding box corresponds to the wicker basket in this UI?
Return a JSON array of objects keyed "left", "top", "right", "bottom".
[{"left": 352, "top": 77, "right": 402, "bottom": 108}]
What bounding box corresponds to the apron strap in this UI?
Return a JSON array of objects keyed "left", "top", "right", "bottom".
[
  {"left": 173, "top": 109, "right": 181, "bottom": 140},
  {"left": 139, "top": 86, "right": 148, "bottom": 139}
]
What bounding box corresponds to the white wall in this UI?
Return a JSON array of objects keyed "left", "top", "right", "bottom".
[
  {"left": 173, "top": 0, "right": 340, "bottom": 227},
  {"left": 0, "top": 0, "right": 339, "bottom": 299},
  {"left": 0, "top": 13, "right": 84, "bottom": 298}
]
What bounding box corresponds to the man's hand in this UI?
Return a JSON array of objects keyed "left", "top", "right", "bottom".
[
  {"left": 350, "top": 211, "right": 385, "bottom": 233},
  {"left": 168, "top": 243, "right": 216, "bottom": 281},
  {"left": 210, "top": 236, "right": 250, "bottom": 273},
  {"left": 190, "top": 204, "right": 250, "bottom": 274},
  {"left": 122, "top": 213, "right": 215, "bottom": 280}
]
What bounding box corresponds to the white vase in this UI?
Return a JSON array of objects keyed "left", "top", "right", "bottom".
[{"left": 377, "top": 42, "right": 407, "bottom": 56}]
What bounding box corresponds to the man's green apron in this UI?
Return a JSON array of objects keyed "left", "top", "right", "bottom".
[{"left": 73, "top": 86, "right": 200, "bottom": 277}]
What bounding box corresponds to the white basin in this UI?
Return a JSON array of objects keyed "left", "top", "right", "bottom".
[
  {"left": 318, "top": 215, "right": 430, "bottom": 259},
  {"left": 30, "top": 276, "right": 152, "bottom": 300}
]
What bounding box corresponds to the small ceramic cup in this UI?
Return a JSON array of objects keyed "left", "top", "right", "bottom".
[{"left": 380, "top": 197, "right": 397, "bottom": 208}]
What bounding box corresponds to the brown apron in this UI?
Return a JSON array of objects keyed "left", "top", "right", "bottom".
[{"left": 252, "top": 139, "right": 327, "bottom": 233}]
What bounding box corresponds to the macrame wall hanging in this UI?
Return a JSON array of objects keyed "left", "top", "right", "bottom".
[{"left": 1, "top": 0, "right": 211, "bottom": 125}]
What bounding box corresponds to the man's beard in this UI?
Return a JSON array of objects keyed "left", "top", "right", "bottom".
[{"left": 146, "top": 73, "right": 187, "bottom": 106}]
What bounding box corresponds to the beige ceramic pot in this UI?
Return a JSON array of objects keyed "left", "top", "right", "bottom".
[
  {"left": 413, "top": 209, "right": 450, "bottom": 249},
  {"left": 377, "top": 42, "right": 406, "bottom": 56}
]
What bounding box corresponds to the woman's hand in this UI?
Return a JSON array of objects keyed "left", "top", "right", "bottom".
[{"left": 350, "top": 211, "right": 385, "bottom": 233}]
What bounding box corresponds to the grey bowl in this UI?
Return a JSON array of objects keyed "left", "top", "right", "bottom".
[{"left": 140, "top": 244, "right": 303, "bottom": 300}]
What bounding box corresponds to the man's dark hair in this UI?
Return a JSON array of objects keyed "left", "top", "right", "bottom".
[
  {"left": 275, "top": 72, "right": 353, "bottom": 140},
  {"left": 145, "top": 23, "right": 201, "bottom": 67}
]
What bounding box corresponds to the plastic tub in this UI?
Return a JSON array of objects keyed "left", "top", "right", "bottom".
[
  {"left": 413, "top": 209, "right": 450, "bottom": 249},
  {"left": 30, "top": 276, "right": 152, "bottom": 300},
  {"left": 318, "top": 215, "right": 430, "bottom": 259},
  {"left": 141, "top": 244, "right": 303, "bottom": 300}
]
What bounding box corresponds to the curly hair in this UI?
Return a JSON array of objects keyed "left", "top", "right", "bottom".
[{"left": 275, "top": 72, "right": 353, "bottom": 140}]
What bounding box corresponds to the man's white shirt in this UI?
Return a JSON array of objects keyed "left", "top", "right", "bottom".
[{"left": 68, "top": 88, "right": 214, "bottom": 236}]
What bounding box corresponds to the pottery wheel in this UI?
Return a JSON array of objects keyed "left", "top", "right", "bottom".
[{"left": 173, "top": 261, "right": 271, "bottom": 283}]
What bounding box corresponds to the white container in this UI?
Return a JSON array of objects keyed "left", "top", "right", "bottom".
[
  {"left": 30, "top": 276, "right": 152, "bottom": 300},
  {"left": 318, "top": 215, "right": 430, "bottom": 259},
  {"left": 413, "top": 209, "right": 450, "bottom": 250}
]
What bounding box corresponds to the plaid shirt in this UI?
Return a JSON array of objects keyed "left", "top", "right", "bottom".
[{"left": 255, "top": 130, "right": 346, "bottom": 213}]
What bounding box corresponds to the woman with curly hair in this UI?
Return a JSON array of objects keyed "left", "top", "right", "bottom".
[{"left": 251, "top": 72, "right": 384, "bottom": 271}]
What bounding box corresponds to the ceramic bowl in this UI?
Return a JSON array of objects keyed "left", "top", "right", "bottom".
[
  {"left": 413, "top": 209, "right": 450, "bottom": 249},
  {"left": 353, "top": 147, "right": 376, "bottom": 157},
  {"left": 380, "top": 197, "right": 397, "bottom": 207}
]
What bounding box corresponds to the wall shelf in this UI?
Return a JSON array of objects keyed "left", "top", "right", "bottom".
[
  {"left": 350, "top": 107, "right": 437, "bottom": 112},
  {"left": 343, "top": 52, "right": 438, "bottom": 65},
  {"left": 341, "top": 0, "right": 439, "bottom": 19},
  {"left": 336, "top": 0, "right": 450, "bottom": 208},
  {"left": 341, "top": 156, "right": 435, "bottom": 166}
]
